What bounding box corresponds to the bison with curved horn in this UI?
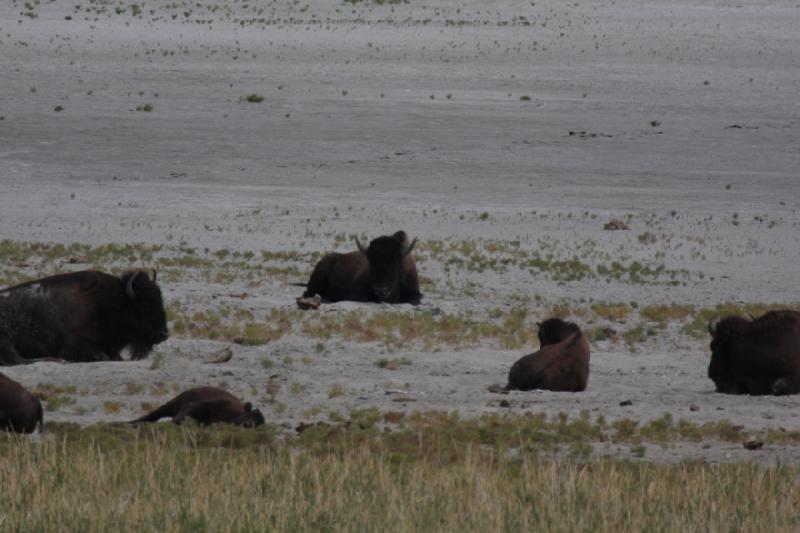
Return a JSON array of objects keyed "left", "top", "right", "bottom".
[
  {"left": 707, "top": 310, "right": 800, "bottom": 395},
  {"left": 503, "top": 318, "right": 590, "bottom": 392},
  {"left": 298, "top": 230, "right": 422, "bottom": 305},
  {"left": 0, "top": 270, "right": 169, "bottom": 365},
  {"left": 130, "top": 387, "right": 265, "bottom": 427},
  {"left": 0, "top": 373, "right": 44, "bottom": 433}
]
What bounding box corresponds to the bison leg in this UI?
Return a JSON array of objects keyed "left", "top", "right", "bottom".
[
  {"left": 406, "top": 292, "right": 422, "bottom": 306},
  {"left": 772, "top": 377, "right": 800, "bottom": 396},
  {"left": 0, "top": 337, "right": 62, "bottom": 366},
  {"left": 58, "top": 346, "right": 117, "bottom": 363},
  {"left": 303, "top": 264, "right": 329, "bottom": 299},
  {"left": 131, "top": 402, "right": 177, "bottom": 423}
]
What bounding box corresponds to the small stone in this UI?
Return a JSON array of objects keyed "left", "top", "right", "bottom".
[
  {"left": 619, "top": 399, "right": 633, "bottom": 406},
  {"left": 689, "top": 404, "right": 700, "bottom": 412},
  {"left": 296, "top": 296, "right": 321, "bottom": 310},
  {"left": 499, "top": 400, "right": 511, "bottom": 408},
  {"left": 743, "top": 440, "right": 764, "bottom": 451},
  {"left": 392, "top": 396, "right": 416, "bottom": 403},
  {"left": 604, "top": 218, "right": 630, "bottom": 231}
]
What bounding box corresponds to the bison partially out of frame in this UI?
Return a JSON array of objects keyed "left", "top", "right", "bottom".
[
  {"left": 708, "top": 310, "right": 800, "bottom": 395},
  {"left": 0, "top": 373, "right": 43, "bottom": 433},
  {"left": 299, "top": 230, "right": 422, "bottom": 305},
  {"left": 0, "top": 270, "right": 169, "bottom": 365}
]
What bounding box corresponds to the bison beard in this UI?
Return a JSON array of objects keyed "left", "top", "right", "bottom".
[
  {"left": 504, "top": 318, "right": 590, "bottom": 393},
  {"left": 708, "top": 310, "right": 800, "bottom": 395},
  {"left": 0, "top": 270, "right": 169, "bottom": 365},
  {"left": 300, "top": 230, "right": 422, "bottom": 305}
]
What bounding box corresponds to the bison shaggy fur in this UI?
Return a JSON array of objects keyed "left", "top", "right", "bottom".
[
  {"left": 708, "top": 310, "right": 800, "bottom": 395},
  {"left": 505, "top": 318, "right": 590, "bottom": 392},
  {"left": 301, "top": 230, "right": 421, "bottom": 304},
  {"left": 0, "top": 373, "right": 43, "bottom": 433},
  {"left": 0, "top": 270, "right": 168, "bottom": 365},
  {"left": 131, "top": 386, "right": 265, "bottom": 427}
]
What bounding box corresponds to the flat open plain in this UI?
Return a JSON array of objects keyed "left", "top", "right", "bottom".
[{"left": 1, "top": 0, "right": 799, "bottom": 463}]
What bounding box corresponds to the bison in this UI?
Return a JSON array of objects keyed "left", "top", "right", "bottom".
[
  {"left": 131, "top": 387, "right": 265, "bottom": 427},
  {"left": 708, "top": 310, "right": 800, "bottom": 395},
  {"left": 504, "top": 318, "right": 590, "bottom": 392},
  {"left": 299, "top": 230, "right": 421, "bottom": 304},
  {"left": 0, "top": 372, "right": 43, "bottom": 433},
  {"left": 0, "top": 270, "right": 168, "bottom": 365}
]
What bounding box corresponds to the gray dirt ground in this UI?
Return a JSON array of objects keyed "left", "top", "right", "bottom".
[{"left": 1, "top": 0, "right": 799, "bottom": 463}]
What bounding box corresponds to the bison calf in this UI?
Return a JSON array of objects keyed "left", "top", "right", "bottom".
[
  {"left": 505, "top": 318, "right": 590, "bottom": 392},
  {"left": 0, "top": 373, "right": 43, "bottom": 433},
  {"left": 299, "top": 230, "right": 421, "bottom": 305},
  {"left": 131, "top": 387, "right": 265, "bottom": 427},
  {"left": 708, "top": 310, "right": 800, "bottom": 395},
  {"left": 0, "top": 270, "right": 169, "bottom": 365}
]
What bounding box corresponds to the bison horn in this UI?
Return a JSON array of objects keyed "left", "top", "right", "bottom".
[
  {"left": 126, "top": 271, "right": 140, "bottom": 299},
  {"left": 355, "top": 237, "right": 367, "bottom": 253},
  {"left": 152, "top": 269, "right": 157, "bottom": 283},
  {"left": 707, "top": 315, "right": 720, "bottom": 337},
  {"left": 402, "top": 238, "right": 418, "bottom": 256}
]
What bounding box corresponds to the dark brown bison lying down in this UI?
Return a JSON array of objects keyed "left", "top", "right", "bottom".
[
  {"left": 131, "top": 387, "right": 265, "bottom": 427},
  {"left": 0, "top": 372, "right": 43, "bottom": 433},
  {"left": 708, "top": 310, "right": 800, "bottom": 395},
  {"left": 299, "top": 230, "right": 421, "bottom": 305},
  {"left": 504, "top": 318, "right": 590, "bottom": 392},
  {"left": 0, "top": 270, "right": 169, "bottom": 365}
]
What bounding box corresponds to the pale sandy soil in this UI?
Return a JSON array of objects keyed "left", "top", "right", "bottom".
[{"left": 1, "top": 0, "right": 799, "bottom": 463}]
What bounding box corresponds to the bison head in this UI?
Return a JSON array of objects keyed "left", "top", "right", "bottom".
[
  {"left": 232, "top": 403, "right": 266, "bottom": 428},
  {"left": 121, "top": 270, "right": 169, "bottom": 359},
  {"left": 355, "top": 231, "right": 416, "bottom": 302},
  {"left": 707, "top": 314, "right": 752, "bottom": 393},
  {"left": 537, "top": 318, "right": 580, "bottom": 346}
]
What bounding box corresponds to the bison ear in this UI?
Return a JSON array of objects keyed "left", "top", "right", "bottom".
[
  {"left": 125, "top": 271, "right": 141, "bottom": 300},
  {"left": 402, "top": 238, "right": 417, "bottom": 256},
  {"left": 355, "top": 237, "right": 367, "bottom": 253},
  {"left": 244, "top": 402, "right": 252, "bottom": 412}
]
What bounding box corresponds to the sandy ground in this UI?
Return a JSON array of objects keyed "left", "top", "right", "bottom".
[{"left": 1, "top": 0, "right": 799, "bottom": 462}]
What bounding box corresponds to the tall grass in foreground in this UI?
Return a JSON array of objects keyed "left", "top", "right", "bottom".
[{"left": 1, "top": 429, "right": 799, "bottom": 531}]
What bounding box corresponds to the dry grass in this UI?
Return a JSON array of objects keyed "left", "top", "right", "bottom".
[{"left": 0, "top": 425, "right": 798, "bottom": 531}]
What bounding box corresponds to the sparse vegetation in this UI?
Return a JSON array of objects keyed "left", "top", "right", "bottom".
[{"left": 0, "top": 415, "right": 798, "bottom": 530}]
